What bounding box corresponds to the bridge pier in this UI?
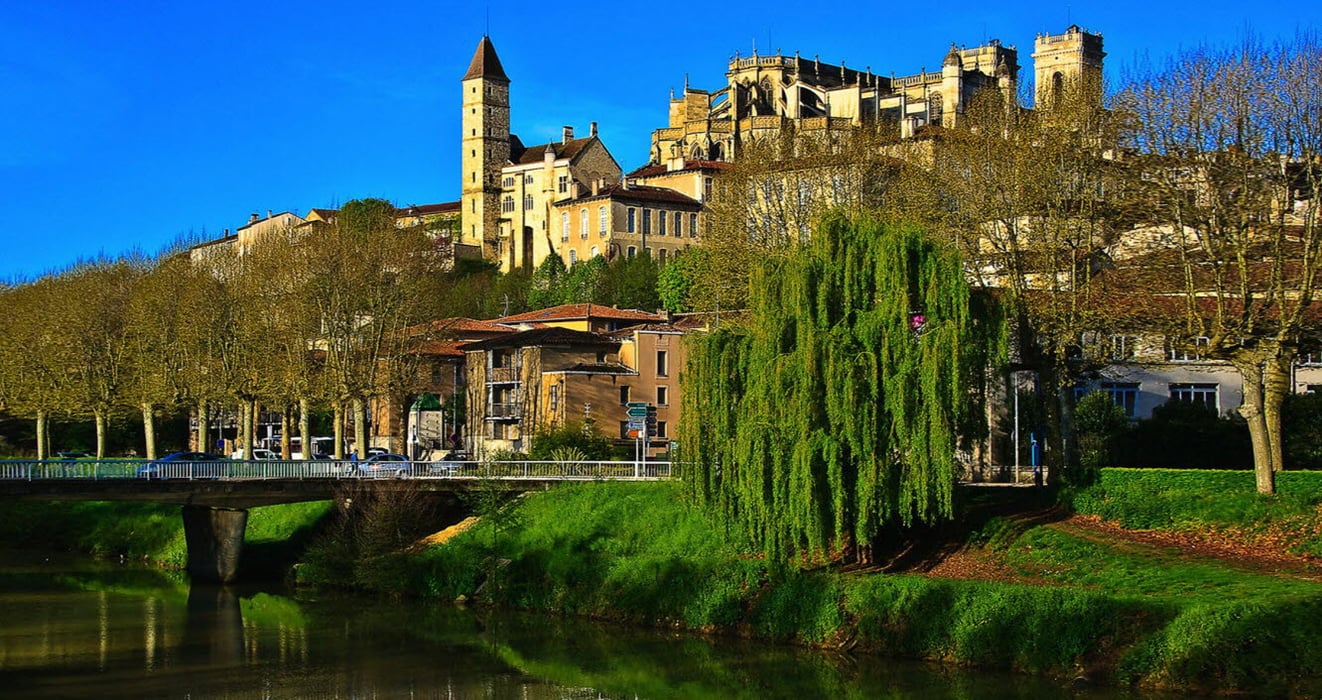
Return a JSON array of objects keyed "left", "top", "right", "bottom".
[{"left": 181, "top": 505, "right": 248, "bottom": 583}]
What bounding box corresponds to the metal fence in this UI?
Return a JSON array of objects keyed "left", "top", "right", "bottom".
[{"left": 0, "top": 458, "right": 672, "bottom": 482}]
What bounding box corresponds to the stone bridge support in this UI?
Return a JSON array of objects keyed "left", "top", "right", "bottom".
[{"left": 181, "top": 505, "right": 248, "bottom": 583}]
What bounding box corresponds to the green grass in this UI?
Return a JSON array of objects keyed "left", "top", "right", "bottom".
[
  {"left": 360, "top": 478, "right": 1322, "bottom": 694},
  {"left": 0, "top": 500, "right": 334, "bottom": 572},
  {"left": 1070, "top": 468, "right": 1322, "bottom": 557}
]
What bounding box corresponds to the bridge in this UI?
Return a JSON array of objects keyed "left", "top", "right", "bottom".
[{"left": 0, "top": 457, "right": 672, "bottom": 583}]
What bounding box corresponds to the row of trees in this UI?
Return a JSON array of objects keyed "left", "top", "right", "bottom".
[
  {"left": 0, "top": 199, "right": 540, "bottom": 460},
  {"left": 676, "top": 35, "right": 1322, "bottom": 495}
]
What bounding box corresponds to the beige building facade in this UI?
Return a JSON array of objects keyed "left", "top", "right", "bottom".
[{"left": 650, "top": 25, "right": 1102, "bottom": 164}]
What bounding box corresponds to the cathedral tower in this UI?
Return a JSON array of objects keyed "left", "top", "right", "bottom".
[
  {"left": 461, "top": 36, "right": 511, "bottom": 251},
  {"left": 1032, "top": 25, "right": 1105, "bottom": 108}
]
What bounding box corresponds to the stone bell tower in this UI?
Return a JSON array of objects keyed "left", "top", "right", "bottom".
[
  {"left": 1032, "top": 25, "right": 1105, "bottom": 109},
  {"left": 461, "top": 36, "right": 511, "bottom": 251}
]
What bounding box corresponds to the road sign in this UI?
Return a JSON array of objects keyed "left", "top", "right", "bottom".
[
  {"left": 626, "top": 401, "right": 647, "bottom": 409},
  {"left": 626, "top": 406, "right": 648, "bottom": 417},
  {"left": 626, "top": 429, "right": 642, "bottom": 439},
  {"left": 627, "top": 418, "right": 646, "bottom": 430}
]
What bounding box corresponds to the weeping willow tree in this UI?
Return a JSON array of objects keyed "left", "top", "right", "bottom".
[{"left": 680, "top": 212, "right": 1002, "bottom": 566}]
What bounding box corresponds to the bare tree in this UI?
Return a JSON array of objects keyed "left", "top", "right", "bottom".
[{"left": 1114, "top": 35, "right": 1322, "bottom": 493}]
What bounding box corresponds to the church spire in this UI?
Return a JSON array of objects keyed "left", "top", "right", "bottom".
[{"left": 462, "top": 36, "right": 509, "bottom": 82}]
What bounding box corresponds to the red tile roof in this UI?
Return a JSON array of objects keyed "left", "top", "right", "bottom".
[
  {"left": 399, "top": 202, "right": 460, "bottom": 216},
  {"left": 495, "top": 303, "right": 663, "bottom": 325}
]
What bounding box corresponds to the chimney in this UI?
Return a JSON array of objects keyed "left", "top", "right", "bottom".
[
  {"left": 249, "top": 213, "right": 260, "bottom": 224},
  {"left": 590, "top": 121, "right": 598, "bottom": 137},
  {"left": 562, "top": 125, "right": 574, "bottom": 143},
  {"left": 267, "top": 209, "right": 273, "bottom": 219}
]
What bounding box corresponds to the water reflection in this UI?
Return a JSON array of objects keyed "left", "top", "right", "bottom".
[{"left": 0, "top": 553, "right": 1166, "bottom": 699}]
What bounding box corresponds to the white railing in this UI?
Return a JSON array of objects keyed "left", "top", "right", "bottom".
[{"left": 0, "top": 459, "right": 672, "bottom": 482}]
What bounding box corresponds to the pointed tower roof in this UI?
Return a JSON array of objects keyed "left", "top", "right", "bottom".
[{"left": 462, "top": 36, "right": 509, "bottom": 82}]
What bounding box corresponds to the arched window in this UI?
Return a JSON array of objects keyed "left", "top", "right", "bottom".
[
  {"left": 580, "top": 208, "right": 589, "bottom": 238},
  {"left": 929, "top": 93, "right": 943, "bottom": 124},
  {"left": 561, "top": 212, "right": 569, "bottom": 241},
  {"left": 569, "top": 250, "right": 577, "bottom": 264},
  {"left": 591, "top": 245, "right": 600, "bottom": 257},
  {"left": 1051, "top": 72, "right": 1065, "bottom": 104}
]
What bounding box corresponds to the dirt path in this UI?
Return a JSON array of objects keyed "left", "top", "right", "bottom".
[{"left": 911, "top": 510, "right": 1322, "bottom": 584}]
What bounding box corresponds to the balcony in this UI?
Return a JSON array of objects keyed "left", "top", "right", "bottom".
[
  {"left": 488, "top": 366, "right": 520, "bottom": 383},
  {"left": 486, "top": 402, "right": 521, "bottom": 420}
]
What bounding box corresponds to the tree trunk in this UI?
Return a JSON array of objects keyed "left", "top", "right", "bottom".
[
  {"left": 1263, "top": 350, "right": 1293, "bottom": 474},
  {"left": 141, "top": 403, "right": 157, "bottom": 461},
  {"left": 1235, "top": 357, "right": 1276, "bottom": 495},
  {"left": 35, "top": 410, "right": 47, "bottom": 461},
  {"left": 239, "top": 400, "right": 253, "bottom": 460},
  {"left": 280, "top": 406, "right": 292, "bottom": 459},
  {"left": 94, "top": 411, "right": 108, "bottom": 459},
  {"left": 353, "top": 397, "right": 369, "bottom": 458},
  {"left": 197, "top": 400, "right": 210, "bottom": 455},
  {"left": 333, "top": 402, "right": 345, "bottom": 459},
  {"left": 298, "top": 398, "right": 312, "bottom": 460}
]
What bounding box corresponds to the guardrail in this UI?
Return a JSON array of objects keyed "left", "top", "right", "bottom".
[{"left": 0, "top": 458, "right": 672, "bottom": 482}]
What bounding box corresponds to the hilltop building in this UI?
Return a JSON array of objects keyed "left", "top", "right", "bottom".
[{"left": 649, "top": 25, "right": 1103, "bottom": 165}]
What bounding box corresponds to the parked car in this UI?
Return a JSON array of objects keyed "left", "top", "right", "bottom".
[
  {"left": 229, "top": 448, "right": 281, "bottom": 460},
  {"left": 426, "top": 451, "right": 470, "bottom": 476},
  {"left": 138, "top": 452, "right": 227, "bottom": 479},
  {"left": 56, "top": 451, "right": 91, "bottom": 461},
  {"left": 365, "top": 447, "right": 390, "bottom": 457},
  {"left": 346, "top": 453, "right": 412, "bottom": 477}
]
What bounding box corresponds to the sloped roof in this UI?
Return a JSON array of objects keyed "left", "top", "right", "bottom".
[
  {"left": 626, "top": 159, "right": 734, "bottom": 178},
  {"left": 460, "top": 326, "right": 621, "bottom": 351},
  {"left": 496, "top": 303, "right": 663, "bottom": 325},
  {"left": 561, "top": 183, "right": 702, "bottom": 208},
  {"left": 462, "top": 36, "right": 509, "bottom": 82},
  {"left": 512, "top": 137, "right": 597, "bottom": 166},
  {"left": 399, "top": 202, "right": 460, "bottom": 216},
  {"left": 550, "top": 362, "right": 637, "bottom": 374}
]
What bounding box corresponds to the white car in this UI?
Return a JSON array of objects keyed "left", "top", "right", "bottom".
[{"left": 230, "top": 448, "right": 281, "bottom": 460}]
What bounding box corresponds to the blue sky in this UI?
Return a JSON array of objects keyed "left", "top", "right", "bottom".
[{"left": 1, "top": 1, "right": 1318, "bottom": 280}]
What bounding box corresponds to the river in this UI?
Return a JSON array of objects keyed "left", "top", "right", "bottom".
[{"left": 0, "top": 552, "right": 1170, "bottom": 699}]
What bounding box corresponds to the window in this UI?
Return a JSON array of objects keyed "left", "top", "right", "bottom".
[
  {"left": 1169, "top": 336, "right": 1210, "bottom": 362},
  {"left": 659, "top": 249, "right": 668, "bottom": 262},
  {"left": 1169, "top": 383, "right": 1218, "bottom": 411},
  {"left": 703, "top": 177, "right": 713, "bottom": 201},
  {"left": 580, "top": 208, "right": 589, "bottom": 238},
  {"left": 655, "top": 421, "right": 668, "bottom": 439},
  {"left": 503, "top": 196, "right": 515, "bottom": 213},
  {"left": 675, "top": 213, "right": 683, "bottom": 237},
  {"left": 549, "top": 384, "right": 559, "bottom": 412},
  {"left": 561, "top": 213, "right": 569, "bottom": 241},
  {"left": 619, "top": 386, "right": 631, "bottom": 405},
  {"left": 656, "top": 350, "right": 669, "bottom": 377},
  {"left": 627, "top": 246, "right": 636, "bottom": 258},
  {"left": 596, "top": 351, "right": 607, "bottom": 363},
  {"left": 558, "top": 175, "right": 568, "bottom": 193},
  {"left": 1101, "top": 382, "right": 1139, "bottom": 418},
  {"left": 642, "top": 209, "right": 652, "bottom": 235},
  {"left": 619, "top": 420, "right": 630, "bottom": 439},
  {"left": 689, "top": 213, "right": 698, "bottom": 237},
  {"left": 598, "top": 206, "right": 607, "bottom": 235},
  {"left": 1110, "top": 335, "right": 1135, "bottom": 361},
  {"left": 656, "top": 386, "right": 669, "bottom": 406},
  {"left": 627, "top": 208, "right": 636, "bottom": 233},
  {"left": 591, "top": 245, "right": 600, "bottom": 257},
  {"left": 569, "top": 249, "right": 577, "bottom": 264},
  {"left": 503, "top": 176, "right": 514, "bottom": 188},
  {"left": 523, "top": 194, "right": 534, "bottom": 211},
  {"left": 659, "top": 211, "right": 668, "bottom": 236},
  {"left": 524, "top": 174, "right": 534, "bottom": 185}
]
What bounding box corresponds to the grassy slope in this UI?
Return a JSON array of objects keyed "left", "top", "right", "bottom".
[
  {"left": 0, "top": 500, "right": 334, "bottom": 571},
  {"left": 364, "top": 478, "right": 1322, "bottom": 693}
]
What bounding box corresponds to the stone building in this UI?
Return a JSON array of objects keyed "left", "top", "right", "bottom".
[
  {"left": 649, "top": 25, "right": 1103, "bottom": 165},
  {"left": 460, "top": 37, "right": 623, "bottom": 272}
]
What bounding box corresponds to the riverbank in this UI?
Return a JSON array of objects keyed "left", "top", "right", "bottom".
[
  {"left": 295, "top": 476, "right": 1322, "bottom": 695},
  {"left": 5, "top": 471, "right": 1321, "bottom": 694}
]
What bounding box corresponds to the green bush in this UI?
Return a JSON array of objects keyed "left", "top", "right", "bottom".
[{"left": 1114, "top": 401, "right": 1252, "bottom": 469}]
